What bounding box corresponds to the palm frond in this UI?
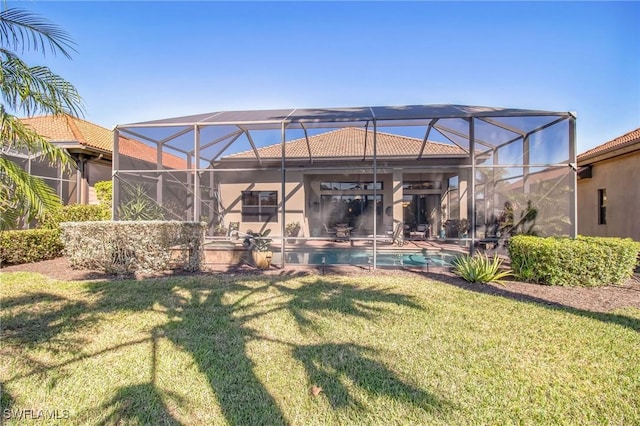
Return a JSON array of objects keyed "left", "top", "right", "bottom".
[
  {"left": 0, "top": 8, "right": 76, "bottom": 59},
  {"left": 0, "top": 156, "right": 62, "bottom": 230},
  {"left": 0, "top": 55, "right": 84, "bottom": 117}
]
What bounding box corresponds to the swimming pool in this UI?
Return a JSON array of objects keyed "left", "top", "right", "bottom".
[{"left": 279, "top": 249, "right": 457, "bottom": 268}]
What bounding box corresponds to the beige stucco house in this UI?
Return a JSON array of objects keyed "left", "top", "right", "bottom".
[
  {"left": 577, "top": 127, "right": 640, "bottom": 241},
  {"left": 215, "top": 127, "right": 468, "bottom": 239}
]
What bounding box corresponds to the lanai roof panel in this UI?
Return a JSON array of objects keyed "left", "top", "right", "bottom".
[{"left": 120, "top": 105, "right": 572, "bottom": 129}]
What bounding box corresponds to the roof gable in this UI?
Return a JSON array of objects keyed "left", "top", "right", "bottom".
[{"left": 223, "top": 127, "right": 466, "bottom": 160}]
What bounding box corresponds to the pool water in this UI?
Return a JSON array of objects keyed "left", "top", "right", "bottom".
[{"left": 282, "top": 249, "right": 457, "bottom": 267}]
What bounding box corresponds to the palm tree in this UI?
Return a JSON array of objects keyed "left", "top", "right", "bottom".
[{"left": 0, "top": 7, "right": 83, "bottom": 229}]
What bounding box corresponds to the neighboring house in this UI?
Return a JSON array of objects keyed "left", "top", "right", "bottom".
[
  {"left": 1, "top": 115, "right": 186, "bottom": 209},
  {"left": 14, "top": 115, "right": 113, "bottom": 205},
  {"left": 577, "top": 127, "right": 640, "bottom": 241}
]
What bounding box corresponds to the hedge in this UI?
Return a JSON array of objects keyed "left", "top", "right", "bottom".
[
  {"left": 0, "top": 229, "right": 64, "bottom": 265},
  {"left": 40, "top": 204, "right": 110, "bottom": 229},
  {"left": 61, "top": 221, "right": 205, "bottom": 274},
  {"left": 508, "top": 235, "right": 640, "bottom": 286}
]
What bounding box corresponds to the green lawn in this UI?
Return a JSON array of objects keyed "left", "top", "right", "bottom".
[{"left": 1, "top": 271, "right": 639, "bottom": 425}]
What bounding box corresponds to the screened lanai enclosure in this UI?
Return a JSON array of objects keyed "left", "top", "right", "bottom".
[{"left": 114, "top": 105, "right": 577, "bottom": 269}]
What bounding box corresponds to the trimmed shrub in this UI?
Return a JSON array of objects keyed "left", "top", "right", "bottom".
[
  {"left": 94, "top": 180, "right": 112, "bottom": 206},
  {"left": 0, "top": 229, "right": 64, "bottom": 265},
  {"left": 60, "top": 221, "right": 206, "bottom": 274},
  {"left": 508, "top": 235, "right": 640, "bottom": 286},
  {"left": 452, "top": 252, "right": 512, "bottom": 284},
  {"left": 40, "top": 204, "right": 110, "bottom": 229}
]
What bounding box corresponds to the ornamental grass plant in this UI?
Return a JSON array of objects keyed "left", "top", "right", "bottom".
[{"left": 452, "top": 252, "right": 513, "bottom": 285}]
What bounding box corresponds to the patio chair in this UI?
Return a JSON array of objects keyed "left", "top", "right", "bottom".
[
  {"left": 391, "top": 222, "right": 406, "bottom": 246},
  {"left": 323, "top": 223, "right": 337, "bottom": 238}
]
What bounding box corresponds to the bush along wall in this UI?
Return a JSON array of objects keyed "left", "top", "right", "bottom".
[
  {"left": 0, "top": 229, "right": 64, "bottom": 265},
  {"left": 40, "top": 204, "right": 110, "bottom": 229},
  {"left": 60, "top": 221, "right": 206, "bottom": 274},
  {"left": 508, "top": 235, "right": 640, "bottom": 286}
]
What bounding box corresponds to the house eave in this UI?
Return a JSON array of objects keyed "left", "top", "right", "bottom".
[{"left": 577, "top": 140, "right": 640, "bottom": 166}]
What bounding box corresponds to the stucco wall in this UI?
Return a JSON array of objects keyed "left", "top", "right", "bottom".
[
  {"left": 216, "top": 167, "right": 461, "bottom": 238},
  {"left": 218, "top": 170, "right": 305, "bottom": 236},
  {"left": 217, "top": 170, "right": 415, "bottom": 238},
  {"left": 577, "top": 150, "right": 640, "bottom": 241}
]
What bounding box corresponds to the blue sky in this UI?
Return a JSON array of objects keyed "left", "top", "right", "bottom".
[{"left": 13, "top": 1, "right": 640, "bottom": 153}]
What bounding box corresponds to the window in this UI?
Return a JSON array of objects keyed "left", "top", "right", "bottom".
[
  {"left": 598, "top": 189, "right": 607, "bottom": 225},
  {"left": 448, "top": 176, "right": 459, "bottom": 189},
  {"left": 242, "top": 191, "right": 277, "bottom": 222}
]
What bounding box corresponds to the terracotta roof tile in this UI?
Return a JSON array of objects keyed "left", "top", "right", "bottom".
[
  {"left": 20, "top": 115, "right": 186, "bottom": 169},
  {"left": 20, "top": 115, "right": 112, "bottom": 151},
  {"left": 118, "top": 135, "right": 187, "bottom": 170},
  {"left": 224, "top": 127, "right": 466, "bottom": 160},
  {"left": 578, "top": 127, "right": 640, "bottom": 163}
]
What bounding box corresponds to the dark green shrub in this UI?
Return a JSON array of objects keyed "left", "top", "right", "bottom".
[
  {"left": 0, "top": 229, "right": 64, "bottom": 265},
  {"left": 452, "top": 252, "right": 512, "bottom": 284},
  {"left": 508, "top": 235, "right": 640, "bottom": 286},
  {"left": 40, "top": 204, "right": 110, "bottom": 229},
  {"left": 60, "top": 221, "right": 205, "bottom": 274}
]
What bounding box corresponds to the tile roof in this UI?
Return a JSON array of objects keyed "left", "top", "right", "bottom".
[
  {"left": 578, "top": 127, "right": 640, "bottom": 164},
  {"left": 20, "top": 115, "right": 112, "bottom": 151},
  {"left": 118, "top": 134, "right": 187, "bottom": 170},
  {"left": 223, "top": 127, "right": 466, "bottom": 160},
  {"left": 20, "top": 115, "right": 186, "bottom": 169}
]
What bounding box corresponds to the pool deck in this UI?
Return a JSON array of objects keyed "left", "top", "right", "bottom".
[
  {"left": 205, "top": 236, "right": 476, "bottom": 253},
  {"left": 200, "top": 236, "right": 505, "bottom": 269}
]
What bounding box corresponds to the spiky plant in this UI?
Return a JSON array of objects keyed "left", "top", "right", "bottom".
[{"left": 452, "top": 252, "right": 513, "bottom": 285}]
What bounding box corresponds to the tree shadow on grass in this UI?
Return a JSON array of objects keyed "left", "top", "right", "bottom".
[
  {"left": 95, "top": 330, "right": 183, "bottom": 426},
  {"left": 96, "top": 383, "right": 183, "bottom": 426},
  {"left": 294, "top": 343, "right": 448, "bottom": 414},
  {"left": 272, "top": 279, "right": 424, "bottom": 333},
  {"left": 1, "top": 292, "right": 94, "bottom": 354},
  {"left": 4, "top": 273, "right": 450, "bottom": 425},
  {"left": 1, "top": 382, "right": 15, "bottom": 414},
  {"left": 160, "top": 280, "right": 289, "bottom": 425},
  {"left": 415, "top": 271, "right": 640, "bottom": 332}
]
